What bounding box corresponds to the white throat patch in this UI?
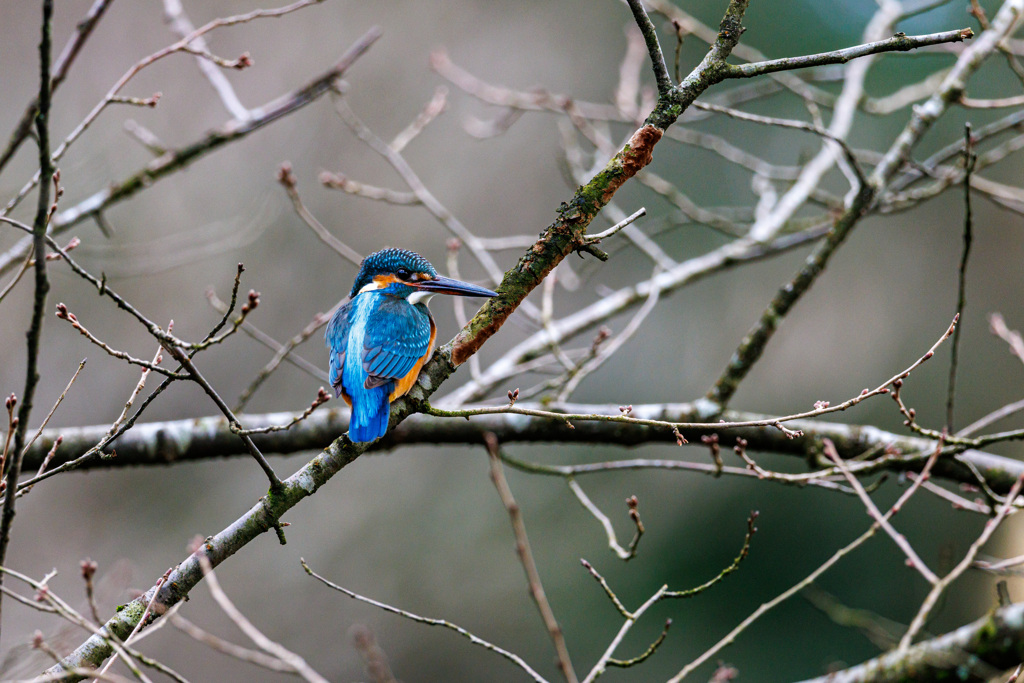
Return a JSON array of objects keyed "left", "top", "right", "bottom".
[
  {"left": 358, "top": 281, "right": 383, "bottom": 294},
  {"left": 407, "top": 290, "right": 435, "bottom": 305}
]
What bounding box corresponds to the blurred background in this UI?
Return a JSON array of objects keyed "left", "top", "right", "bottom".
[{"left": 1, "top": 0, "right": 1023, "bottom": 680}]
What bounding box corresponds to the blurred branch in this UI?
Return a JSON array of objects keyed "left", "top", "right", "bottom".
[
  {"left": 670, "top": 447, "right": 941, "bottom": 681},
  {"left": 990, "top": 312, "right": 1024, "bottom": 365},
  {"left": 17, "top": 402, "right": 1024, "bottom": 495},
  {"left": 162, "top": 0, "right": 251, "bottom": 121},
  {"left": 802, "top": 585, "right": 903, "bottom": 650},
  {"left": 825, "top": 440, "right": 939, "bottom": 585},
  {"left": 898, "top": 473, "right": 1024, "bottom": 650},
  {"left": 329, "top": 95, "right": 520, "bottom": 306},
  {"left": 441, "top": 222, "right": 832, "bottom": 406},
  {"left": 205, "top": 289, "right": 331, "bottom": 395},
  {"left": 301, "top": 559, "right": 549, "bottom": 683},
  {"left": 0, "top": 0, "right": 115, "bottom": 175},
  {"left": 278, "top": 162, "right": 363, "bottom": 266},
  {"left": 804, "top": 601, "right": 1024, "bottom": 682},
  {"left": 196, "top": 555, "right": 329, "bottom": 683},
  {"left": 171, "top": 614, "right": 295, "bottom": 674},
  {"left": 705, "top": 3, "right": 1012, "bottom": 409},
  {"left": 0, "top": 25, "right": 383, "bottom": 279},
  {"left": 3, "top": 0, "right": 325, "bottom": 217},
  {"left": 567, "top": 482, "right": 644, "bottom": 561},
  {"left": 485, "top": 434, "right": 576, "bottom": 683}
]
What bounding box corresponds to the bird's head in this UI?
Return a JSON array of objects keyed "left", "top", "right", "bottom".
[{"left": 350, "top": 248, "right": 498, "bottom": 302}]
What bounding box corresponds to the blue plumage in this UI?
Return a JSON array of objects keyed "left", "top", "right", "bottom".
[{"left": 325, "top": 248, "right": 498, "bottom": 443}]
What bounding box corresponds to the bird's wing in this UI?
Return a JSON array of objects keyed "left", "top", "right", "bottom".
[
  {"left": 362, "top": 298, "right": 433, "bottom": 388},
  {"left": 324, "top": 301, "right": 352, "bottom": 396}
]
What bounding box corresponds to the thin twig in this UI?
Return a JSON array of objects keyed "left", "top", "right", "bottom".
[
  {"left": 165, "top": 348, "right": 283, "bottom": 490},
  {"left": 693, "top": 101, "right": 868, "bottom": 189},
  {"left": 585, "top": 207, "right": 647, "bottom": 243},
  {"left": 669, "top": 446, "right": 942, "bottom": 681},
  {"left": 81, "top": 559, "right": 101, "bottom": 626},
  {"left": 430, "top": 315, "right": 959, "bottom": 441},
  {"left": 278, "top": 163, "right": 363, "bottom": 266},
  {"left": 898, "top": 472, "right": 1024, "bottom": 650},
  {"left": 234, "top": 389, "right": 330, "bottom": 435},
  {"left": 198, "top": 555, "right": 329, "bottom": 683},
  {"left": 663, "top": 511, "right": 758, "bottom": 598},
  {"left": 21, "top": 358, "right": 85, "bottom": 456},
  {"left": 301, "top": 559, "right": 549, "bottom": 683},
  {"left": 54, "top": 304, "right": 184, "bottom": 379},
  {"left": 624, "top": 0, "right": 672, "bottom": 94},
  {"left": 567, "top": 480, "right": 644, "bottom": 561},
  {"left": 581, "top": 586, "right": 668, "bottom": 683},
  {"left": 579, "top": 560, "right": 631, "bottom": 618},
  {"left": 97, "top": 568, "right": 172, "bottom": 679},
  {"left": 722, "top": 28, "right": 974, "bottom": 80},
  {"left": 947, "top": 123, "right": 975, "bottom": 431},
  {"left": 825, "top": 439, "right": 939, "bottom": 585},
  {"left": 484, "top": 433, "right": 577, "bottom": 683},
  {"left": 171, "top": 614, "right": 295, "bottom": 673}
]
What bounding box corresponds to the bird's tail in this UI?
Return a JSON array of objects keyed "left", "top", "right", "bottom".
[{"left": 348, "top": 384, "right": 391, "bottom": 443}]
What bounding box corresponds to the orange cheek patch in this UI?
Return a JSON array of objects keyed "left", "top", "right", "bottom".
[{"left": 373, "top": 274, "right": 401, "bottom": 289}]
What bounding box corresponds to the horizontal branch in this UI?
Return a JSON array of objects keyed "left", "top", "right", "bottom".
[
  {"left": 724, "top": 28, "right": 974, "bottom": 80},
  {"left": 20, "top": 403, "right": 1024, "bottom": 494}
]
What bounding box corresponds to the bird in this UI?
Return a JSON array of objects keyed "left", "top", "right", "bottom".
[{"left": 325, "top": 248, "right": 498, "bottom": 443}]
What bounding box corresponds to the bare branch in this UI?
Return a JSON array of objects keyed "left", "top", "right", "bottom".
[
  {"left": 0, "top": 26, "right": 383, "bottom": 279},
  {"left": 485, "top": 434, "right": 577, "bottom": 683},
  {"left": 301, "top": 559, "right": 549, "bottom": 683},
  {"left": 899, "top": 473, "right": 1024, "bottom": 650},
  {"left": 725, "top": 29, "right": 974, "bottom": 80},
  {"left": 624, "top": 0, "right": 672, "bottom": 94}
]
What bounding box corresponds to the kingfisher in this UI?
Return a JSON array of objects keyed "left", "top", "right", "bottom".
[{"left": 325, "top": 248, "right": 498, "bottom": 443}]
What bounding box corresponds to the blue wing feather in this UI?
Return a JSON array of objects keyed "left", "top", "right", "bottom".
[
  {"left": 362, "top": 298, "right": 432, "bottom": 383},
  {"left": 341, "top": 295, "right": 392, "bottom": 441},
  {"left": 324, "top": 301, "right": 352, "bottom": 397},
  {"left": 324, "top": 294, "right": 433, "bottom": 443}
]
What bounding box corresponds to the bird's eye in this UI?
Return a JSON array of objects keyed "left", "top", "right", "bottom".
[{"left": 396, "top": 267, "right": 410, "bottom": 280}]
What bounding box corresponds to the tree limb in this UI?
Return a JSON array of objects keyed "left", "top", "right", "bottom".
[
  {"left": 17, "top": 403, "right": 1024, "bottom": 495},
  {"left": 801, "top": 601, "right": 1024, "bottom": 682}
]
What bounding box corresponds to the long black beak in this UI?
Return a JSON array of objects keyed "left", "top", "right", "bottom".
[{"left": 415, "top": 275, "right": 498, "bottom": 298}]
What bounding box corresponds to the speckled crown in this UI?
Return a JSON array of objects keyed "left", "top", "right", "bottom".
[{"left": 349, "top": 248, "right": 437, "bottom": 297}]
